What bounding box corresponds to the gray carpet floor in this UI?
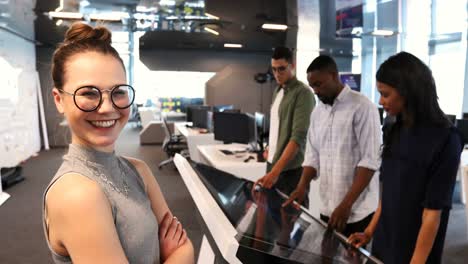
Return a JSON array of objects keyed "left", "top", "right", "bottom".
[{"left": 0, "top": 124, "right": 467, "bottom": 263}]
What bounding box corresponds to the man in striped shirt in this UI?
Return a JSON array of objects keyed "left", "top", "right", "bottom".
[{"left": 284, "top": 55, "right": 381, "bottom": 238}]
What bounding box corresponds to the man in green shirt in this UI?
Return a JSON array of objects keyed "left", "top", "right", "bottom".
[{"left": 254, "top": 47, "right": 315, "bottom": 207}]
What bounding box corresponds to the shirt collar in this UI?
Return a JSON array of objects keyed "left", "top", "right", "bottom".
[
  {"left": 334, "top": 84, "right": 351, "bottom": 104},
  {"left": 277, "top": 77, "right": 298, "bottom": 93},
  {"left": 319, "top": 84, "right": 351, "bottom": 110}
]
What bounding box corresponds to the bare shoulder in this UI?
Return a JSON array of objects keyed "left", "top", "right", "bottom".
[
  {"left": 122, "top": 156, "right": 154, "bottom": 185},
  {"left": 46, "top": 173, "right": 109, "bottom": 217},
  {"left": 45, "top": 173, "right": 129, "bottom": 262},
  {"left": 123, "top": 156, "right": 148, "bottom": 171}
]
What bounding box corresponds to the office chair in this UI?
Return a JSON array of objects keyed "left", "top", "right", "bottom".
[
  {"left": 127, "top": 103, "right": 141, "bottom": 128},
  {"left": 158, "top": 117, "right": 188, "bottom": 169}
]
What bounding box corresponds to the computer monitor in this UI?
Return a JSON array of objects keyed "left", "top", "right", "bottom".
[
  {"left": 222, "top": 109, "right": 241, "bottom": 114},
  {"left": 254, "top": 112, "right": 266, "bottom": 154},
  {"left": 179, "top": 97, "right": 203, "bottom": 113},
  {"left": 213, "top": 112, "right": 256, "bottom": 145},
  {"left": 186, "top": 105, "right": 211, "bottom": 122},
  {"left": 254, "top": 112, "right": 265, "bottom": 133},
  {"left": 378, "top": 107, "right": 384, "bottom": 125},
  {"left": 456, "top": 119, "right": 468, "bottom": 145},
  {"left": 192, "top": 108, "right": 212, "bottom": 129},
  {"left": 340, "top": 73, "right": 361, "bottom": 92},
  {"left": 213, "top": 104, "right": 235, "bottom": 112}
]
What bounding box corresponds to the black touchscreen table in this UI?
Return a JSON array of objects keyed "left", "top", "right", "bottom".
[{"left": 191, "top": 163, "right": 381, "bottom": 264}]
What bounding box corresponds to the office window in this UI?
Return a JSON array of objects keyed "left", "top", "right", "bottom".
[
  {"left": 131, "top": 31, "right": 214, "bottom": 106},
  {"left": 111, "top": 31, "right": 131, "bottom": 81},
  {"left": 133, "top": 70, "right": 215, "bottom": 105},
  {"left": 433, "top": 0, "right": 465, "bottom": 35},
  {"left": 430, "top": 42, "right": 465, "bottom": 116},
  {"left": 429, "top": 0, "right": 466, "bottom": 116}
]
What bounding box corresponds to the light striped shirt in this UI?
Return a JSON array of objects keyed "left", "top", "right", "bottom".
[{"left": 303, "top": 85, "right": 381, "bottom": 223}]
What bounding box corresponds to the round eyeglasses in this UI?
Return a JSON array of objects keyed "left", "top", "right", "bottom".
[{"left": 59, "top": 85, "right": 135, "bottom": 112}]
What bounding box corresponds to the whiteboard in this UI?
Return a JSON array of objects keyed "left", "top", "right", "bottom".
[{"left": 0, "top": 28, "right": 40, "bottom": 168}]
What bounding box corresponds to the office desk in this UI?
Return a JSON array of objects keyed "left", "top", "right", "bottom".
[
  {"left": 459, "top": 149, "right": 468, "bottom": 239},
  {"left": 198, "top": 143, "right": 321, "bottom": 218},
  {"left": 460, "top": 150, "right": 468, "bottom": 204},
  {"left": 174, "top": 122, "right": 221, "bottom": 163},
  {"left": 138, "top": 107, "right": 161, "bottom": 128},
  {"left": 197, "top": 144, "right": 266, "bottom": 182},
  {"left": 174, "top": 154, "right": 382, "bottom": 264}
]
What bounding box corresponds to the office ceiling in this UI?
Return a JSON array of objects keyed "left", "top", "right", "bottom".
[{"left": 34, "top": 0, "right": 288, "bottom": 52}]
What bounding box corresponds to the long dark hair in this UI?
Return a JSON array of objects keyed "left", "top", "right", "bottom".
[{"left": 377, "top": 52, "right": 450, "bottom": 157}]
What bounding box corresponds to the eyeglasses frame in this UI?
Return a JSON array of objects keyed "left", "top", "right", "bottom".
[{"left": 58, "top": 84, "right": 135, "bottom": 112}]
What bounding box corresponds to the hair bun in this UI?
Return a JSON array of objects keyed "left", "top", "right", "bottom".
[{"left": 64, "top": 22, "right": 112, "bottom": 45}]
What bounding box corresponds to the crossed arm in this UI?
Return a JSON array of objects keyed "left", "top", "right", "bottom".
[{"left": 126, "top": 157, "right": 194, "bottom": 263}]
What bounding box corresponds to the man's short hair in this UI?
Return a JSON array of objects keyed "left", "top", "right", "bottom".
[
  {"left": 306, "top": 55, "right": 338, "bottom": 74},
  {"left": 272, "top": 46, "right": 293, "bottom": 64}
]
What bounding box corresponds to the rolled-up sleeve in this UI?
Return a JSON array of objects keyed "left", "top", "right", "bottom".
[
  {"left": 354, "top": 101, "right": 382, "bottom": 170},
  {"left": 290, "top": 88, "right": 315, "bottom": 149},
  {"left": 302, "top": 113, "right": 319, "bottom": 170}
]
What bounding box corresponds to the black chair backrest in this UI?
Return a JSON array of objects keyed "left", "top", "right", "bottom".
[
  {"left": 161, "top": 117, "right": 172, "bottom": 151},
  {"left": 162, "top": 116, "right": 173, "bottom": 136}
]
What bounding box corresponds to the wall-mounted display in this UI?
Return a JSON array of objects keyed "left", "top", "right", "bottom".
[
  {"left": 335, "top": 0, "right": 363, "bottom": 37},
  {"left": 340, "top": 73, "right": 361, "bottom": 92}
]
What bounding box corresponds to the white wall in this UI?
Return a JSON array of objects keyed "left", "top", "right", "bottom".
[{"left": 0, "top": 0, "right": 39, "bottom": 169}]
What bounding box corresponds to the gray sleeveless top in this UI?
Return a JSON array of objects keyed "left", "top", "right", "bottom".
[{"left": 42, "top": 144, "right": 159, "bottom": 263}]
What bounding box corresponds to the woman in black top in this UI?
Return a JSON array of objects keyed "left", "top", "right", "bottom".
[{"left": 348, "top": 52, "right": 463, "bottom": 263}]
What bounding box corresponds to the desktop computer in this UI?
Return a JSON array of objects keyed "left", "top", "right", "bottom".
[
  {"left": 213, "top": 104, "right": 235, "bottom": 112},
  {"left": 186, "top": 105, "right": 212, "bottom": 123},
  {"left": 191, "top": 107, "right": 213, "bottom": 130},
  {"left": 222, "top": 109, "right": 241, "bottom": 113},
  {"left": 446, "top": 114, "right": 456, "bottom": 125},
  {"left": 378, "top": 107, "right": 384, "bottom": 125},
  {"left": 254, "top": 112, "right": 267, "bottom": 153},
  {"left": 213, "top": 112, "right": 256, "bottom": 146},
  {"left": 340, "top": 73, "right": 361, "bottom": 92},
  {"left": 456, "top": 119, "right": 468, "bottom": 145}
]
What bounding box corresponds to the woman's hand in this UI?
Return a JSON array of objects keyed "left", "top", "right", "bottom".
[
  {"left": 159, "top": 212, "right": 187, "bottom": 262},
  {"left": 347, "top": 231, "right": 372, "bottom": 248}
]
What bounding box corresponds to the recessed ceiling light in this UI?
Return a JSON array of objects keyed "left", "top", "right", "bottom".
[
  {"left": 56, "top": 19, "right": 63, "bottom": 26},
  {"left": 204, "top": 27, "right": 219, "bottom": 36},
  {"left": 48, "top": 11, "right": 83, "bottom": 20},
  {"left": 224, "top": 43, "right": 242, "bottom": 48},
  {"left": 205, "top": 12, "right": 219, "bottom": 20},
  {"left": 89, "top": 12, "right": 128, "bottom": 21},
  {"left": 371, "top": 29, "right": 395, "bottom": 36},
  {"left": 136, "top": 5, "right": 148, "bottom": 12},
  {"left": 159, "top": 0, "right": 176, "bottom": 6},
  {"left": 261, "top": 23, "right": 287, "bottom": 31}
]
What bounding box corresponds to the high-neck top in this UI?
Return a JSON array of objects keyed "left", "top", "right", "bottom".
[{"left": 42, "top": 144, "right": 159, "bottom": 264}]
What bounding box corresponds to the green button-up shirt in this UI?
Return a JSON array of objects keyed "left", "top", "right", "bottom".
[{"left": 270, "top": 77, "right": 315, "bottom": 171}]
